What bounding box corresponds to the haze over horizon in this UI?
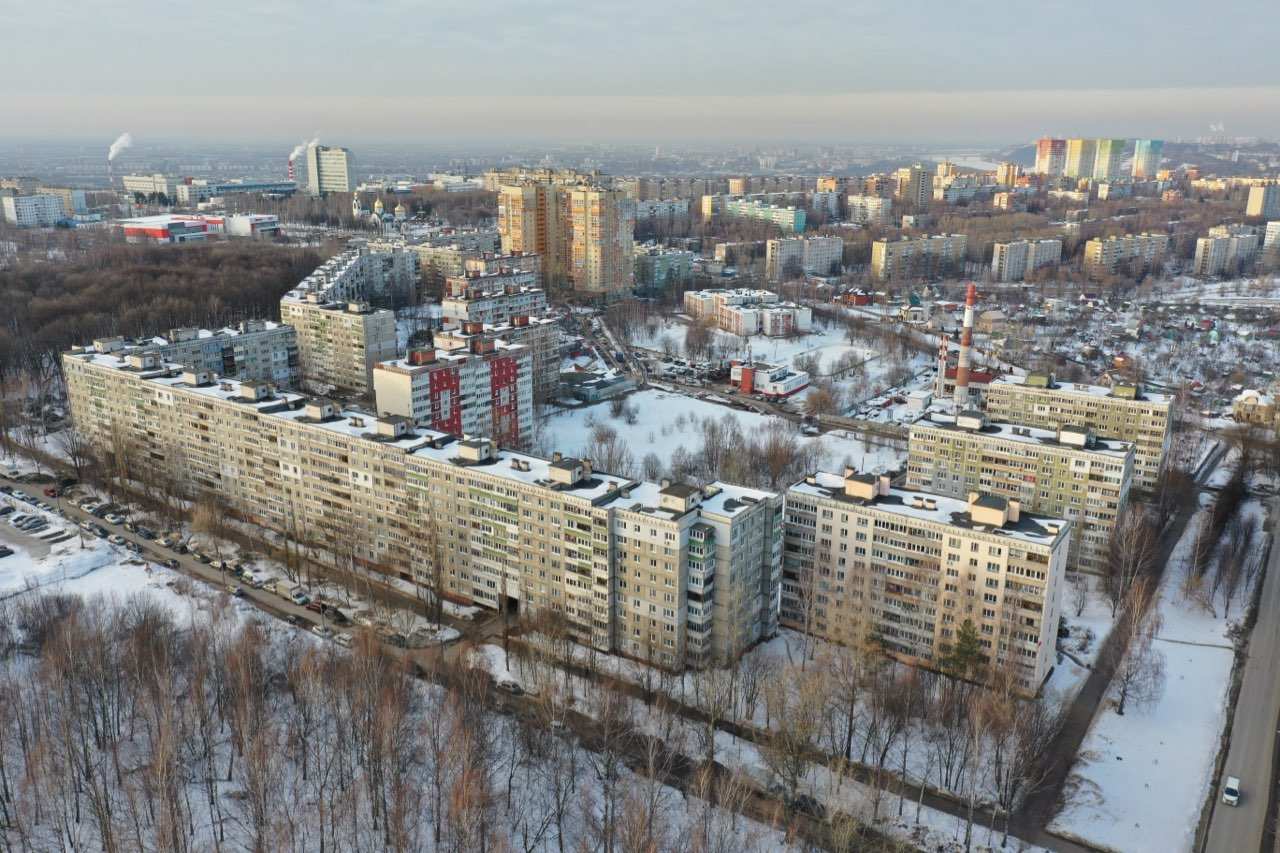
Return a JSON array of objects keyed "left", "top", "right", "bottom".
[{"left": 3, "top": 0, "right": 1278, "bottom": 143}]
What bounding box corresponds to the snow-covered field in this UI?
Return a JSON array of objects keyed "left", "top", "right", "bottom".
[
  {"left": 1049, "top": 500, "right": 1260, "bottom": 853},
  {"left": 538, "top": 388, "right": 906, "bottom": 477}
]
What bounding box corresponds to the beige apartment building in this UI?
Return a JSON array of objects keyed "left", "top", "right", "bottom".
[
  {"left": 783, "top": 471, "right": 1070, "bottom": 695},
  {"left": 499, "top": 181, "right": 634, "bottom": 296},
  {"left": 62, "top": 349, "right": 782, "bottom": 669},
  {"left": 870, "top": 234, "right": 968, "bottom": 280},
  {"left": 1082, "top": 233, "right": 1169, "bottom": 278},
  {"left": 764, "top": 235, "right": 844, "bottom": 281},
  {"left": 983, "top": 373, "right": 1172, "bottom": 493},
  {"left": 907, "top": 412, "right": 1133, "bottom": 574},
  {"left": 279, "top": 296, "right": 397, "bottom": 396}
]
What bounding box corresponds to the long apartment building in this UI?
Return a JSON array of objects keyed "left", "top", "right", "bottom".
[
  {"left": 906, "top": 411, "right": 1133, "bottom": 574},
  {"left": 717, "top": 198, "right": 806, "bottom": 234},
  {"left": 783, "top": 470, "right": 1070, "bottom": 695},
  {"left": 434, "top": 316, "right": 559, "bottom": 403},
  {"left": 373, "top": 341, "right": 533, "bottom": 448},
  {"left": 683, "top": 288, "right": 812, "bottom": 337},
  {"left": 870, "top": 234, "right": 968, "bottom": 280},
  {"left": 88, "top": 320, "right": 298, "bottom": 387},
  {"left": 991, "top": 238, "right": 1062, "bottom": 282},
  {"left": 983, "top": 372, "right": 1172, "bottom": 492},
  {"left": 764, "top": 235, "right": 844, "bottom": 281},
  {"left": 1082, "top": 233, "right": 1169, "bottom": 278},
  {"left": 62, "top": 349, "right": 782, "bottom": 670}
]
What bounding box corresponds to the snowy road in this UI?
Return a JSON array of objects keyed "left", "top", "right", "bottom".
[{"left": 1204, "top": 499, "right": 1280, "bottom": 853}]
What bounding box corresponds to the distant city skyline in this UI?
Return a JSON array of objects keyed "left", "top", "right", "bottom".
[
  {"left": 3, "top": 0, "right": 1279, "bottom": 142},
  {"left": 4, "top": 87, "right": 1280, "bottom": 145}
]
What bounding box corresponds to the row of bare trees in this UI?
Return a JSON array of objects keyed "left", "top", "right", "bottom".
[{"left": 0, "top": 591, "right": 804, "bottom": 853}]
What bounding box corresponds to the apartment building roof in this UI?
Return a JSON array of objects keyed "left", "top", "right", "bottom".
[
  {"left": 914, "top": 413, "right": 1133, "bottom": 459},
  {"left": 604, "top": 479, "right": 776, "bottom": 522},
  {"left": 791, "top": 472, "right": 1068, "bottom": 546},
  {"left": 989, "top": 372, "right": 1172, "bottom": 405}
]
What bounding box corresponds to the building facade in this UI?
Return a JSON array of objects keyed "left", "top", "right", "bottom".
[
  {"left": 88, "top": 321, "right": 298, "bottom": 387},
  {"left": 1246, "top": 185, "right": 1280, "bottom": 220},
  {"left": 846, "top": 194, "right": 893, "bottom": 226},
  {"left": 1034, "top": 138, "right": 1067, "bottom": 176},
  {"left": 907, "top": 412, "right": 1133, "bottom": 574},
  {"left": 373, "top": 341, "right": 533, "bottom": 448},
  {"left": 304, "top": 144, "right": 356, "bottom": 196},
  {"left": 62, "top": 350, "right": 782, "bottom": 670},
  {"left": 1, "top": 194, "right": 64, "bottom": 227},
  {"left": 765, "top": 235, "right": 844, "bottom": 281},
  {"left": 1082, "top": 233, "right": 1169, "bottom": 278},
  {"left": 782, "top": 471, "right": 1070, "bottom": 695},
  {"left": 1131, "top": 139, "right": 1163, "bottom": 179},
  {"left": 1091, "top": 139, "right": 1127, "bottom": 180},
  {"left": 983, "top": 373, "right": 1172, "bottom": 492},
  {"left": 1194, "top": 225, "right": 1260, "bottom": 277},
  {"left": 434, "top": 316, "right": 560, "bottom": 403},
  {"left": 870, "top": 234, "right": 968, "bottom": 280},
  {"left": 991, "top": 239, "right": 1062, "bottom": 282},
  {"left": 720, "top": 198, "right": 806, "bottom": 234}
]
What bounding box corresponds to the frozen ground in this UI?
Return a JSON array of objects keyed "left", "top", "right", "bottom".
[
  {"left": 1049, "top": 500, "right": 1261, "bottom": 853},
  {"left": 1045, "top": 578, "right": 1117, "bottom": 705},
  {"left": 538, "top": 388, "right": 906, "bottom": 476}
]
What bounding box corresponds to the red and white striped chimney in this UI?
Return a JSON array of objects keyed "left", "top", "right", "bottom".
[{"left": 953, "top": 282, "right": 977, "bottom": 409}]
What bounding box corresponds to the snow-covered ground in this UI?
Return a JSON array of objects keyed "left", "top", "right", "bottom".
[
  {"left": 1049, "top": 499, "right": 1261, "bottom": 853},
  {"left": 538, "top": 388, "right": 906, "bottom": 477},
  {"left": 1044, "top": 577, "right": 1117, "bottom": 705}
]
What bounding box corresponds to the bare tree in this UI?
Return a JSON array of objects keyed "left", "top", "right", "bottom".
[
  {"left": 1111, "top": 581, "right": 1166, "bottom": 716},
  {"left": 1104, "top": 506, "right": 1158, "bottom": 617}
]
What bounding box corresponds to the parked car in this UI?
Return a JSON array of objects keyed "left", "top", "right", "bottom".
[
  {"left": 91, "top": 525, "right": 108, "bottom": 539},
  {"left": 0, "top": 506, "right": 14, "bottom": 516},
  {"left": 286, "top": 614, "right": 302, "bottom": 626},
  {"left": 1223, "top": 776, "right": 1241, "bottom": 806},
  {"left": 497, "top": 679, "right": 523, "bottom": 695},
  {"left": 104, "top": 514, "right": 124, "bottom": 525},
  {"left": 26, "top": 522, "right": 48, "bottom": 534},
  {"left": 312, "top": 625, "right": 334, "bottom": 640},
  {"left": 333, "top": 633, "right": 353, "bottom": 648},
  {"left": 305, "top": 601, "right": 324, "bottom": 614},
  {"left": 0, "top": 546, "right": 13, "bottom": 558},
  {"left": 192, "top": 552, "right": 212, "bottom": 564},
  {"left": 291, "top": 592, "right": 311, "bottom": 606},
  {"left": 163, "top": 559, "right": 180, "bottom": 569},
  {"left": 43, "top": 487, "right": 59, "bottom": 498},
  {"left": 108, "top": 534, "right": 126, "bottom": 545},
  {"left": 230, "top": 586, "right": 245, "bottom": 598},
  {"left": 787, "top": 794, "right": 826, "bottom": 819},
  {"left": 135, "top": 527, "right": 156, "bottom": 540}
]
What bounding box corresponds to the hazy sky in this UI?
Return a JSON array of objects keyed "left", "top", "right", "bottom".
[{"left": 3, "top": 0, "right": 1278, "bottom": 142}]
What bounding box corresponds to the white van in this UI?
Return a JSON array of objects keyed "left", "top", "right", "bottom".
[{"left": 1222, "top": 776, "right": 1241, "bottom": 806}]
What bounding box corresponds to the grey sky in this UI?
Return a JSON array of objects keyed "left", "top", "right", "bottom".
[{"left": 3, "top": 0, "right": 1278, "bottom": 141}]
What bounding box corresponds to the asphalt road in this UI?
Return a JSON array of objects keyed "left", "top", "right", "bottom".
[{"left": 1204, "top": 496, "right": 1280, "bottom": 853}]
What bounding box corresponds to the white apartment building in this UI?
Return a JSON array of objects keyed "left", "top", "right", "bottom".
[
  {"left": 304, "top": 144, "right": 356, "bottom": 196},
  {"left": 121, "top": 173, "right": 177, "bottom": 198},
  {"left": 991, "top": 239, "right": 1063, "bottom": 282},
  {"left": 764, "top": 235, "right": 844, "bottom": 281},
  {"left": 907, "top": 411, "right": 1133, "bottom": 574},
  {"left": 441, "top": 275, "right": 547, "bottom": 326},
  {"left": 1194, "top": 225, "right": 1260, "bottom": 277},
  {"left": 984, "top": 372, "right": 1172, "bottom": 492},
  {"left": 783, "top": 470, "right": 1070, "bottom": 695},
  {"left": 683, "top": 288, "right": 812, "bottom": 336},
  {"left": 845, "top": 194, "right": 893, "bottom": 226},
  {"left": 1, "top": 194, "right": 64, "bottom": 227}
]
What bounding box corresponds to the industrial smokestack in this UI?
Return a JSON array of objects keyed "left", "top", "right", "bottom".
[
  {"left": 935, "top": 333, "right": 950, "bottom": 397},
  {"left": 953, "top": 282, "right": 977, "bottom": 409}
]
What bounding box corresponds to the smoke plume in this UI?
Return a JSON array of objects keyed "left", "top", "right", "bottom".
[
  {"left": 107, "top": 132, "right": 133, "bottom": 161},
  {"left": 289, "top": 136, "right": 320, "bottom": 163}
]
